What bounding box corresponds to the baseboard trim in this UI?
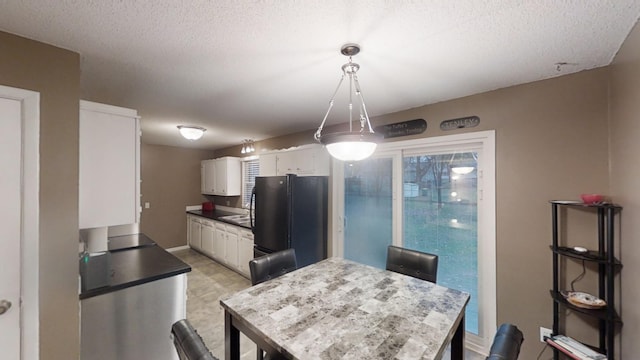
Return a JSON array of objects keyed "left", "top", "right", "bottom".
[{"left": 167, "top": 245, "right": 190, "bottom": 253}]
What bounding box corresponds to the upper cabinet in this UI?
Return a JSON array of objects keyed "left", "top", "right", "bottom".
[
  {"left": 201, "top": 156, "right": 241, "bottom": 196},
  {"left": 79, "top": 100, "right": 140, "bottom": 229},
  {"left": 259, "top": 144, "right": 330, "bottom": 176},
  {"left": 201, "top": 159, "right": 216, "bottom": 194}
]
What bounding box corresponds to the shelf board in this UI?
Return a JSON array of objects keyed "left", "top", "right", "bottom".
[
  {"left": 550, "top": 246, "right": 622, "bottom": 266},
  {"left": 545, "top": 337, "right": 606, "bottom": 359},
  {"left": 550, "top": 290, "right": 622, "bottom": 323},
  {"left": 550, "top": 200, "right": 622, "bottom": 209}
]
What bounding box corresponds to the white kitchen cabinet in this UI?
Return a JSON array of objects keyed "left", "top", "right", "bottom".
[
  {"left": 200, "top": 220, "right": 215, "bottom": 256},
  {"left": 237, "top": 229, "right": 254, "bottom": 277},
  {"left": 258, "top": 152, "right": 278, "bottom": 176},
  {"left": 201, "top": 160, "right": 216, "bottom": 194},
  {"left": 188, "top": 216, "right": 202, "bottom": 250},
  {"left": 201, "top": 157, "right": 241, "bottom": 196},
  {"left": 259, "top": 144, "right": 330, "bottom": 177},
  {"left": 215, "top": 157, "right": 241, "bottom": 196},
  {"left": 214, "top": 222, "right": 227, "bottom": 263},
  {"left": 224, "top": 225, "right": 239, "bottom": 268},
  {"left": 79, "top": 100, "right": 140, "bottom": 229},
  {"left": 187, "top": 214, "right": 254, "bottom": 278}
]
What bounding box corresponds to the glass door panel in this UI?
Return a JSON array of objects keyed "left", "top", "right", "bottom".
[
  {"left": 402, "top": 152, "right": 479, "bottom": 334},
  {"left": 344, "top": 157, "right": 393, "bottom": 269}
]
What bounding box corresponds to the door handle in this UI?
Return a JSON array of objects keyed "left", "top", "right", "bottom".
[{"left": 0, "top": 300, "right": 12, "bottom": 315}]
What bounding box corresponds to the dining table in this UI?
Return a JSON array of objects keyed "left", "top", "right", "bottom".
[{"left": 220, "top": 257, "right": 470, "bottom": 360}]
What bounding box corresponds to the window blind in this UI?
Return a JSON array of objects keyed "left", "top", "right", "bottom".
[{"left": 242, "top": 159, "right": 260, "bottom": 208}]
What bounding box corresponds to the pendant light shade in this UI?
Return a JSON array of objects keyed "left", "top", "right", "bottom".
[
  {"left": 315, "top": 44, "right": 381, "bottom": 161},
  {"left": 451, "top": 166, "right": 474, "bottom": 175},
  {"left": 177, "top": 125, "right": 206, "bottom": 140},
  {"left": 322, "top": 132, "right": 378, "bottom": 161}
]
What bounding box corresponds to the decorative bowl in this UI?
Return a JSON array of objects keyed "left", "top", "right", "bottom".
[
  {"left": 565, "top": 291, "right": 606, "bottom": 309},
  {"left": 580, "top": 194, "right": 603, "bottom": 204}
]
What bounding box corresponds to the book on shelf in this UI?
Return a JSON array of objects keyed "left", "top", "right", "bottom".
[
  {"left": 546, "top": 335, "right": 606, "bottom": 360},
  {"left": 546, "top": 338, "right": 581, "bottom": 360}
]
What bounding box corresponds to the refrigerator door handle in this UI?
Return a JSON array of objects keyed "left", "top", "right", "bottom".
[{"left": 250, "top": 186, "right": 256, "bottom": 234}]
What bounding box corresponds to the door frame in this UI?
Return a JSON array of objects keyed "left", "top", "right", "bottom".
[
  {"left": 330, "top": 130, "right": 496, "bottom": 354},
  {"left": 0, "top": 84, "right": 40, "bottom": 360}
]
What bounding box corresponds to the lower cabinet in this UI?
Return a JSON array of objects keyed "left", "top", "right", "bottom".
[
  {"left": 188, "top": 215, "right": 202, "bottom": 251},
  {"left": 187, "top": 214, "right": 253, "bottom": 278},
  {"left": 225, "top": 226, "right": 239, "bottom": 269},
  {"left": 214, "top": 222, "right": 226, "bottom": 261},
  {"left": 237, "top": 229, "right": 254, "bottom": 277},
  {"left": 201, "top": 221, "right": 214, "bottom": 256}
]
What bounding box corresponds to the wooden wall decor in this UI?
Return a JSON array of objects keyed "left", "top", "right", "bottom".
[
  {"left": 440, "top": 116, "right": 480, "bottom": 130},
  {"left": 374, "top": 119, "right": 427, "bottom": 139}
]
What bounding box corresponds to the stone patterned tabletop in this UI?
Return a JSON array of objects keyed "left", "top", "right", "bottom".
[{"left": 220, "top": 257, "right": 470, "bottom": 359}]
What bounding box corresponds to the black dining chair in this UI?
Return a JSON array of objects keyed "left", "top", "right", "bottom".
[
  {"left": 249, "top": 249, "right": 297, "bottom": 360},
  {"left": 486, "top": 323, "right": 524, "bottom": 360},
  {"left": 171, "top": 319, "right": 218, "bottom": 360},
  {"left": 249, "top": 248, "right": 298, "bottom": 285},
  {"left": 386, "top": 245, "right": 438, "bottom": 283}
]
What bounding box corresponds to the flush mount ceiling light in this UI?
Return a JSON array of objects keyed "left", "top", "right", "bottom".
[
  {"left": 177, "top": 125, "right": 206, "bottom": 140},
  {"left": 314, "top": 43, "right": 382, "bottom": 161}
]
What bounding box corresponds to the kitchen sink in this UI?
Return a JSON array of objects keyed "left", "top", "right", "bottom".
[{"left": 219, "top": 214, "right": 252, "bottom": 227}]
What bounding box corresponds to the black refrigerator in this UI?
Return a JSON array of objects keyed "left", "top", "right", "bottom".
[{"left": 250, "top": 174, "right": 328, "bottom": 268}]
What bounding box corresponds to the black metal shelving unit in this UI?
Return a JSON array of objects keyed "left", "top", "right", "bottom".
[{"left": 549, "top": 200, "right": 623, "bottom": 359}]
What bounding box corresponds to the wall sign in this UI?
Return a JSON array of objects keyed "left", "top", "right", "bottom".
[
  {"left": 374, "top": 119, "right": 427, "bottom": 139},
  {"left": 440, "top": 116, "right": 480, "bottom": 131}
]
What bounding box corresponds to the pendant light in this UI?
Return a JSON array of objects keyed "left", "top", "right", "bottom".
[
  {"left": 314, "top": 44, "right": 381, "bottom": 161},
  {"left": 241, "top": 139, "right": 255, "bottom": 154}
]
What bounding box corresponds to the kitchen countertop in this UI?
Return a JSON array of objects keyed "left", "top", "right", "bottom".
[
  {"left": 187, "top": 209, "right": 252, "bottom": 229},
  {"left": 108, "top": 232, "right": 156, "bottom": 252},
  {"left": 79, "top": 234, "right": 191, "bottom": 300}
]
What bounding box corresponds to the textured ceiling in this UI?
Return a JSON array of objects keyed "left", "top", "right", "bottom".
[{"left": 1, "top": 1, "right": 639, "bottom": 149}]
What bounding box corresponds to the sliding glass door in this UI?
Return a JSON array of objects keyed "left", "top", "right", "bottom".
[
  {"left": 343, "top": 157, "right": 394, "bottom": 269},
  {"left": 334, "top": 131, "right": 495, "bottom": 352},
  {"left": 402, "top": 151, "right": 479, "bottom": 334}
]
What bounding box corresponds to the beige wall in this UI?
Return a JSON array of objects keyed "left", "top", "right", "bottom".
[
  {"left": 216, "top": 68, "right": 612, "bottom": 358},
  {"left": 610, "top": 20, "right": 640, "bottom": 359},
  {"left": 140, "top": 143, "right": 216, "bottom": 248},
  {"left": 0, "top": 32, "right": 80, "bottom": 359},
  {"left": 0, "top": 25, "right": 625, "bottom": 360},
  {"left": 374, "top": 69, "right": 611, "bottom": 358}
]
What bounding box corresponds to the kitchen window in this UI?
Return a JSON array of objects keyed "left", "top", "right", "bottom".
[
  {"left": 242, "top": 157, "right": 259, "bottom": 208},
  {"left": 331, "top": 130, "right": 496, "bottom": 354}
]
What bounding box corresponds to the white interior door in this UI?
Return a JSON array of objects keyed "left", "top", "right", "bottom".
[{"left": 0, "top": 96, "right": 22, "bottom": 359}]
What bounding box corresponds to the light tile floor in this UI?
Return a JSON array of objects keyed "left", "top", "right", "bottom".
[{"left": 173, "top": 249, "right": 485, "bottom": 360}]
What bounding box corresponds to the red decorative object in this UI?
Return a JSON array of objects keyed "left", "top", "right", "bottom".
[
  {"left": 580, "top": 194, "right": 603, "bottom": 204},
  {"left": 202, "top": 202, "right": 214, "bottom": 211}
]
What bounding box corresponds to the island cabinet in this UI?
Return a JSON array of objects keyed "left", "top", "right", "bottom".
[
  {"left": 79, "top": 100, "right": 140, "bottom": 229},
  {"left": 548, "top": 201, "right": 623, "bottom": 359},
  {"left": 201, "top": 156, "right": 241, "bottom": 196},
  {"left": 259, "top": 144, "right": 330, "bottom": 176},
  {"left": 79, "top": 234, "right": 190, "bottom": 360}
]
